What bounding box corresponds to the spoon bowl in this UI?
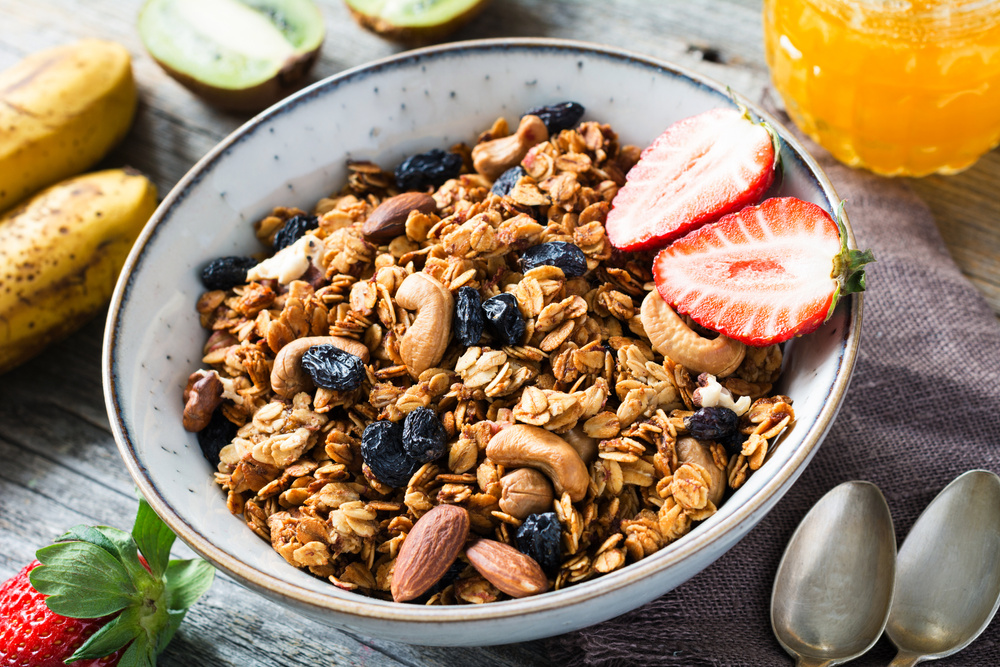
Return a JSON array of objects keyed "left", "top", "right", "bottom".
[
  {"left": 771, "top": 481, "right": 896, "bottom": 667},
  {"left": 887, "top": 469, "right": 1000, "bottom": 666}
]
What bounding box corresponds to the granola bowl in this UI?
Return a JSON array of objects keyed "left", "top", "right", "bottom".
[{"left": 103, "top": 38, "right": 862, "bottom": 645}]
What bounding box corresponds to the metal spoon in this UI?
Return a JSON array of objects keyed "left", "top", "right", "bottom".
[
  {"left": 771, "top": 481, "right": 896, "bottom": 667},
  {"left": 887, "top": 469, "right": 1000, "bottom": 666}
]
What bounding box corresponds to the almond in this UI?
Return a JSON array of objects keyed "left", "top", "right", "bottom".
[
  {"left": 465, "top": 538, "right": 549, "bottom": 598},
  {"left": 391, "top": 504, "right": 469, "bottom": 602},
  {"left": 362, "top": 191, "right": 436, "bottom": 242}
]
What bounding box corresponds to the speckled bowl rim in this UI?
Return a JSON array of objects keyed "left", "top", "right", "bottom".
[{"left": 103, "top": 37, "right": 862, "bottom": 626}]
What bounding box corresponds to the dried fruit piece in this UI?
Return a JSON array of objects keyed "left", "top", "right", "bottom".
[
  {"left": 345, "top": 0, "right": 491, "bottom": 45},
  {"left": 273, "top": 213, "right": 317, "bottom": 250},
  {"left": 523, "top": 101, "right": 585, "bottom": 134},
  {"left": 138, "top": 0, "right": 325, "bottom": 112},
  {"left": 518, "top": 241, "right": 587, "bottom": 277},
  {"left": 490, "top": 165, "right": 526, "bottom": 197},
  {"left": 515, "top": 512, "right": 562, "bottom": 576},
  {"left": 391, "top": 504, "right": 470, "bottom": 602},
  {"left": 361, "top": 420, "right": 417, "bottom": 487},
  {"left": 201, "top": 256, "right": 259, "bottom": 290},
  {"left": 402, "top": 407, "right": 448, "bottom": 464},
  {"left": 653, "top": 197, "right": 874, "bottom": 346},
  {"left": 301, "top": 344, "right": 365, "bottom": 391},
  {"left": 606, "top": 106, "right": 778, "bottom": 251},
  {"left": 394, "top": 148, "right": 463, "bottom": 190},
  {"left": 454, "top": 286, "right": 484, "bottom": 347},
  {"left": 482, "top": 292, "right": 525, "bottom": 347},
  {"left": 197, "top": 410, "right": 238, "bottom": 465},
  {"left": 685, "top": 407, "right": 739, "bottom": 442}
]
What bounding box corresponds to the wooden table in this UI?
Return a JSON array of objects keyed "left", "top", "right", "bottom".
[{"left": 2, "top": 1, "right": 998, "bottom": 664}]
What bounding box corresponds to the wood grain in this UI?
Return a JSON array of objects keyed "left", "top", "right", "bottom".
[{"left": 2, "top": 0, "right": 999, "bottom": 664}]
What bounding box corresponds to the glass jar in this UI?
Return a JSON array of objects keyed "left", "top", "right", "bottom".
[{"left": 763, "top": 0, "right": 1000, "bottom": 176}]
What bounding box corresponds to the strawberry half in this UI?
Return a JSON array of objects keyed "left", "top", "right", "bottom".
[
  {"left": 0, "top": 499, "right": 215, "bottom": 667},
  {"left": 606, "top": 106, "right": 778, "bottom": 251},
  {"left": 652, "top": 197, "right": 874, "bottom": 346}
]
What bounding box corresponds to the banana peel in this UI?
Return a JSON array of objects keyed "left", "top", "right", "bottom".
[{"left": 0, "top": 169, "right": 157, "bottom": 374}]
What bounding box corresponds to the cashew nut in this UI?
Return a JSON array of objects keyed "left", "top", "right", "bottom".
[
  {"left": 640, "top": 290, "right": 746, "bottom": 377},
  {"left": 472, "top": 114, "right": 549, "bottom": 180},
  {"left": 486, "top": 424, "right": 589, "bottom": 502},
  {"left": 499, "top": 468, "right": 555, "bottom": 519},
  {"left": 676, "top": 436, "right": 726, "bottom": 506},
  {"left": 395, "top": 272, "right": 453, "bottom": 378},
  {"left": 561, "top": 426, "right": 598, "bottom": 465},
  {"left": 271, "top": 335, "right": 371, "bottom": 398},
  {"left": 182, "top": 370, "right": 224, "bottom": 432}
]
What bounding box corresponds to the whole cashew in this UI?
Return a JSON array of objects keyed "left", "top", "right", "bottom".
[
  {"left": 271, "top": 335, "right": 370, "bottom": 398},
  {"left": 640, "top": 290, "right": 746, "bottom": 377},
  {"left": 182, "top": 369, "right": 224, "bottom": 432},
  {"left": 499, "top": 468, "right": 555, "bottom": 519},
  {"left": 472, "top": 115, "right": 549, "bottom": 180},
  {"left": 486, "top": 424, "right": 589, "bottom": 502},
  {"left": 676, "top": 436, "right": 726, "bottom": 506},
  {"left": 395, "top": 272, "right": 453, "bottom": 378}
]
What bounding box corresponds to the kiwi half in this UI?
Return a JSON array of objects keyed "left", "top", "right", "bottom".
[
  {"left": 139, "top": 0, "right": 325, "bottom": 112},
  {"left": 345, "top": 0, "right": 491, "bottom": 44}
]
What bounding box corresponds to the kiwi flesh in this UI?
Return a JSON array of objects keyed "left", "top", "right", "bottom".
[
  {"left": 139, "top": 0, "right": 325, "bottom": 112},
  {"left": 345, "top": 0, "right": 491, "bottom": 44}
]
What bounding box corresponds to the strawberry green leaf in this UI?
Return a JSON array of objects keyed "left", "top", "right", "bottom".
[
  {"left": 116, "top": 633, "right": 155, "bottom": 667},
  {"left": 64, "top": 606, "right": 141, "bottom": 663},
  {"left": 133, "top": 497, "right": 175, "bottom": 578},
  {"left": 59, "top": 525, "right": 129, "bottom": 559},
  {"left": 164, "top": 559, "right": 216, "bottom": 611},
  {"left": 157, "top": 609, "right": 188, "bottom": 654},
  {"left": 31, "top": 542, "right": 138, "bottom": 617}
]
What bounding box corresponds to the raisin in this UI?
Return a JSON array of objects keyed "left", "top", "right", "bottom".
[
  {"left": 524, "top": 101, "right": 585, "bottom": 134},
  {"left": 200, "top": 256, "right": 258, "bottom": 290},
  {"left": 490, "top": 165, "right": 526, "bottom": 197},
  {"left": 394, "top": 148, "right": 463, "bottom": 190},
  {"left": 402, "top": 407, "right": 448, "bottom": 464},
  {"left": 518, "top": 241, "right": 588, "bottom": 278},
  {"left": 482, "top": 292, "right": 526, "bottom": 347},
  {"left": 515, "top": 512, "right": 562, "bottom": 576},
  {"left": 361, "top": 420, "right": 418, "bottom": 488},
  {"left": 196, "top": 410, "right": 237, "bottom": 466},
  {"left": 454, "top": 286, "right": 484, "bottom": 347},
  {"left": 685, "top": 407, "right": 740, "bottom": 442},
  {"left": 300, "top": 344, "right": 365, "bottom": 391},
  {"left": 273, "top": 214, "right": 317, "bottom": 251}
]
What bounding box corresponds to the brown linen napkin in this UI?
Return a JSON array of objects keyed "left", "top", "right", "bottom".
[{"left": 547, "top": 127, "right": 1000, "bottom": 666}]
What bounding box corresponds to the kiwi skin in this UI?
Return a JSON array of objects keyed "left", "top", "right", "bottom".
[
  {"left": 347, "top": 0, "right": 492, "bottom": 45},
  {"left": 153, "top": 46, "right": 321, "bottom": 113}
]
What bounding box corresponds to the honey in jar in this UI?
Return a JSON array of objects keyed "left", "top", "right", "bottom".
[{"left": 763, "top": 0, "right": 1000, "bottom": 176}]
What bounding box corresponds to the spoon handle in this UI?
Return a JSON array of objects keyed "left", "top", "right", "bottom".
[{"left": 888, "top": 652, "right": 923, "bottom": 667}]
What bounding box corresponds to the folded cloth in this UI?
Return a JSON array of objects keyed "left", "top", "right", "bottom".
[{"left": 547, "top": 123, "right": 1000, "bottom": 666}]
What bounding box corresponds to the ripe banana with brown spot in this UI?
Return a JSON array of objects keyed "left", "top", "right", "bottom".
[{"left": 0, "top": 169, "right": 157, "bottom": 374}]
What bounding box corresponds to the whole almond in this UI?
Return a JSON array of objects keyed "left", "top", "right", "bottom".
[
  {"left": 391, "top": 504, "right": 469, "bottom": 602},
  {"left": 362, "top": 192, "right": 436, "bottom": 242},
  {"left": 465, "top": 538, "right": 549, "bottom": 598}
]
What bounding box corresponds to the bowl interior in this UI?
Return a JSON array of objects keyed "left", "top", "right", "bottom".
[{"left": 105, "top": 39, "right": 858, "bottom": 635}]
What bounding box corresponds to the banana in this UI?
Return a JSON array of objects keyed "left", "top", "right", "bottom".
[
  {"left": 0, "top": 39, "right": 137, "bottom": 213},
  {"left": 0, "top": 169, "right": 157, "bottom": 374}
]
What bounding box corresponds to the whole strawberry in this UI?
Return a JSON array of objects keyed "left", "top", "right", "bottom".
[{"left": 0, "top": 499, "right": 215, "bottom": 667}]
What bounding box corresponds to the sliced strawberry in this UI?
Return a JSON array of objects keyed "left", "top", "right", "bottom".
[
  {"left": 606, "top": 106, "right": 777, "bottom": 251},
  {"left": 652, "top": 197, "right": 874, "bottom": 346}
]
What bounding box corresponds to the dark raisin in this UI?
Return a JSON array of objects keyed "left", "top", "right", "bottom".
[
  {"left": 685, "top": 407, "right": 740, "bottom": 442},
  {"left": 300, "top": 344, "right": 365, "bottom": 391},
  {"left": 515, "top": 512, "right": 562, "bottom": 576},
  {"left": 361, "top": 420, "right": 418, "bottom": 488},
  {"left": 524, "top": 101, "right": 585, "bottom": 134},
  {"left": 200, "top": 256, "right": 258, "bottom": 290},
  {"left": 454, "top": 286, "right": 484, "bottom": 347},
  {"left": 196, "top": 410, "right": 237, "bottom": 466},
  {"left": 518, "top": 241, "right": 588, "bottom": 278},
  {"left": 490, "top": 165, "right": 527, "bottom": 197},
  {"left": 482, "top": 293, "right": 526, "bottom": 347},
  {"left": 402, "top": 407, "right": 448, "bottom": 464},
  {"left": 273, "top": 214, "right": 317, "bottom": 251},
  {"left": 394, "top": 149, "right": 463, "bottom": 190}
]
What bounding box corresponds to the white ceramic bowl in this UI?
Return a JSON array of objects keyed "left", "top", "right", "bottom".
[{"left": 103, "top": 38, "right": 861, "bottom": 646}]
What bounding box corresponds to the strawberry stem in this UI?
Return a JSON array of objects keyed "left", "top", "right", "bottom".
[{"left": 826, "top": 200, "right": 876, "bottom": 319}]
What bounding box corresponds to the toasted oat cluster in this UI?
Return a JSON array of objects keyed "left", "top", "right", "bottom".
[{"left": 184, "top": 107, "right": 795, "bottom": 604}]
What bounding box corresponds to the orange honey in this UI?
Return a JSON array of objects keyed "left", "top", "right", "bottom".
[{"left": 764, "top": 0, "right": 1000, "bottom": 176}]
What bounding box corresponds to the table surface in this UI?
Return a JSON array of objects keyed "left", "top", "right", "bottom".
[{"left": 2, "top": 1, "right": 998, "bottom": 665}]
